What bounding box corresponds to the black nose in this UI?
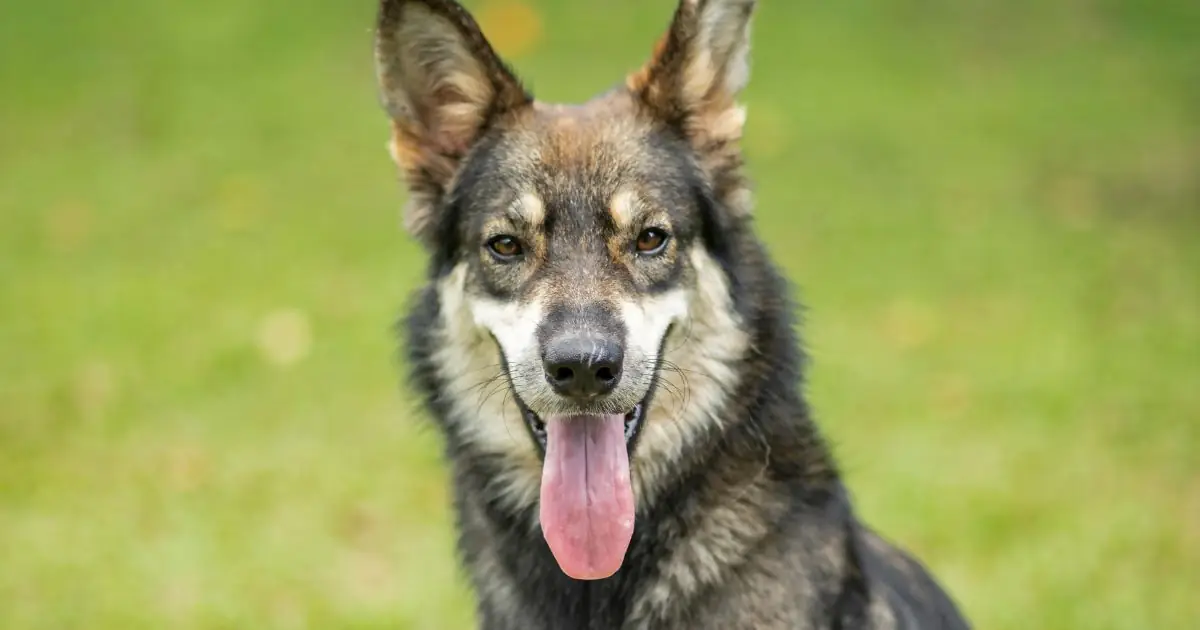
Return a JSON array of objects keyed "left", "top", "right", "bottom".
[{"left": 542, "top": 335, "right": 624, "bottom": 399}]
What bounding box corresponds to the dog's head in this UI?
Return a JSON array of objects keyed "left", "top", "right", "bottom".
[{"left": 375, "top": 0, "right": 757, "bottom": 580}]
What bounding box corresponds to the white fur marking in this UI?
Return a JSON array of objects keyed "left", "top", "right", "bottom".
[
  {"left": 434, "top": 264, "right": 542, "bottom": 512},
  {"left": 513, "top": 192, "right": 545, "bottom": 226},
  {"left": 609, "top": 188, "right": 638, "bottom": 229},
  {"left": 610, "top": 189, "right": 638, "bottom": 228}
]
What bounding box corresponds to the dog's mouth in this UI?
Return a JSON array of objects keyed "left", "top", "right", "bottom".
[
  {"left": 512, "top": 394, "right": 653, "bottom": 583},
  {"left": 520, "top": 401, "right": 646, "bottom": 454}
]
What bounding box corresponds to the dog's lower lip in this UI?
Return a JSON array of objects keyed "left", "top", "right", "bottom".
[
  {"left": 623, "top": 403, "right": 643, "bottom": 441},
  {"left": 525, "top": 409, "right": 548, "bottom": 445}
]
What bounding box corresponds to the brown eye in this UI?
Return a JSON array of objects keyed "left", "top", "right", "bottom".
[
  {"left": 486, "top": 235, "right": 523, "bottom": 260},
  {"left": 635, "top": 228, "right": 669, "bottom": 255}
]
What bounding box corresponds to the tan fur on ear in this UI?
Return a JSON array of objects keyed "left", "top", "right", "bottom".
[
  {"left": 375, "top": 0, "right": 531, "bottom": 243},
  {"left": 628, "top": 0, "right": 756, "bottom": 216}
]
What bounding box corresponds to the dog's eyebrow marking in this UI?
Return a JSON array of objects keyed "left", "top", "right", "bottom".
[
  {"left": 508, "top": 192, "right": 545, "bottom": 227},
  {"left": 609, "top": 189, "right": 638, "bottom": 229}
]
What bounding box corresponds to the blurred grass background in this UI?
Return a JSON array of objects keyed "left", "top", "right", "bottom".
[{"left": 1, "top": 0, "right": 1197, "bottom": 627}]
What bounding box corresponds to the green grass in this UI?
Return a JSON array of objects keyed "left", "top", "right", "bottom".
[{"left": 1, "top": 0, "right": 1197, "bottom": 627}]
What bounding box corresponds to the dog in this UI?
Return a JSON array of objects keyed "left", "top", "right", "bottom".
[{"left": 372, "top": 0, "right": 972, "bottom": 627}]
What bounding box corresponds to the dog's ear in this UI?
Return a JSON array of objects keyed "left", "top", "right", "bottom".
[
  {"left": 628, "top": 0, "right": 755, "bottom": 215},
  {"left": 375, "top": 0, "right": 531, "bottom": 243}
]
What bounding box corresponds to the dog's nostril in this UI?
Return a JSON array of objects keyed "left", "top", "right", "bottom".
[
  {"left": 595, "top": 367, "right": 614, "bottom": 383},
  {"left": 554, "top": 366, "right": 574, "bottom": 383}
]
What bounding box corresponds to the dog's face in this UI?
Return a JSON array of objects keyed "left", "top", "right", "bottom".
[
  {"left": 376, "top": 0, "right": 756, "bottom": 580},
  {"left": 446, "top": 111, "right": 710, "bottom": 449}
]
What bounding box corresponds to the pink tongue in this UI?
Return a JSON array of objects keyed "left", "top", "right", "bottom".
[{"left": 539, "top": 414, "right": 635, "bottom": 580}]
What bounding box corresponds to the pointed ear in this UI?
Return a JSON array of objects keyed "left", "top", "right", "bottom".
[
  {"left": 375, "top": 0, "right": 531, "bottom": 243},
  {"left": 628, "top": 0, "right": 755, "bottom": 214}
]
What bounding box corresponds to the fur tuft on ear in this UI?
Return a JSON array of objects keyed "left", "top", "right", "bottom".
[
  {"left": 375, "top": 0, "right": 531, "bottom": 243},
  {"left": 628, "top": 0, "right": 756, "bottom": 215}
]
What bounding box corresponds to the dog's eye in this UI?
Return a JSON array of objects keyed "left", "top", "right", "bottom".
[
  {"left": 486, "top": 235, "right": 524, "bottom": 260},
  {"left": 635, "top": 228, "right": 669, "bottom": 255}
]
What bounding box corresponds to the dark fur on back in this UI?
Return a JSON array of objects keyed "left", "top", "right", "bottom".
[{"left": 376, "top": 1, "right": 972, "bottom": 627}]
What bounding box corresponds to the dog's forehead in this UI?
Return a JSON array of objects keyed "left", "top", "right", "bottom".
[
  {"left": 530, "top": 97, "right": 647, "bottom": 165},
  {"left": 479, "top": 97, "right": 692, "bottom": 221},
  {"left": 454, "top": 92, "right": 699, "bottom": 236}
]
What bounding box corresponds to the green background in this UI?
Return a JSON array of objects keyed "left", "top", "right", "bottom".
[{"left": 1, "top": 0, "right": 1197, "bottom": 627}]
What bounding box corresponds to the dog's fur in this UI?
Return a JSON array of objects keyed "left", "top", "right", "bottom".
[{"left": 373, "top": 0, "right": 972, "bottom": 627}]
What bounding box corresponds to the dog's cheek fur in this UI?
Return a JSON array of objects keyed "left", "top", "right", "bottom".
[
  {"left": 465, "top": 283, "right": 548, "bottom": 409},
  {"left": 422, "top": 263, "right": 543, "bottom": 512},
  {"left": 618, "top": 288, "right": 687, "bottom": 398},
  {"left": 631, "top": 246, "right": 749, "bottom": 506}
]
